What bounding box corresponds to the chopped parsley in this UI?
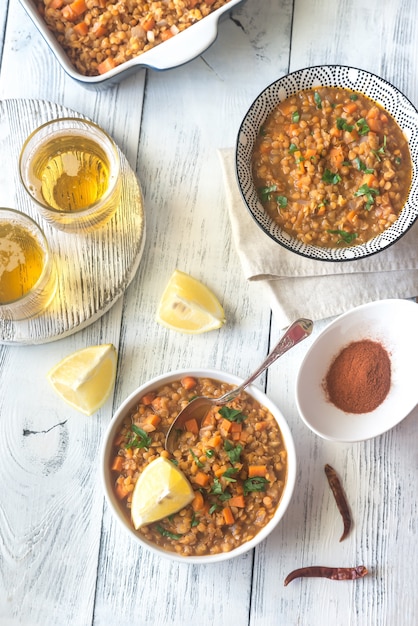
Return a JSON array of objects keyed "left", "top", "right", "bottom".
[
  {"left": 314, "top": 91, "right": 322, "bottom": 109},
  {"left": 327, "top": 229, "right": 359, "bottom": 245},
  {"left": 291, "top": 110, "right": 300, "bottom": 123},
  {"left": 353, "top": 156, "right": 374, "bottom": 174},
  {"left": 126, "top": 424, "right": 151, "bottom": 450},
  {"left": 155, "top": 524, "right": 183, "bottom": 540},
  {"left": 336, "top": 117, "right": 354, "bottom": 132},
  {"left": 356, "top": 117, "right": 370, "bottom": 135},
  {"left": 243, "top": 476, "right": 269, "bottom": 496},
  {"left": 224, "top": 440, "right": 243, "bottom": 464},
  {"left": 277, "top": 195, "right": 288, "bottom": 209},
  {"left": 219, "top": 406, "right": 247, "bottom": 423},
  {"left": 259, "top": 184, "right": 278, "bottom": 202},
  {"left": 190, "top": 449, "right": 204, "bottom": 468},
  {"left": 322, "top": 169, "right": 342, "bottom": 185},
  {"left": 354, "top": 183, "right": 380, "bottom": 209}
]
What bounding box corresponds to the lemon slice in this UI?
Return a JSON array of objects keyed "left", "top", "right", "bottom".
[
  {"left": 156, "top": 269, "right": 225, "bottom": 334},
  {"left": 131, "top": 456, "right": 194, "bottom": 529},
  {"left": 47, "top": 343, "right": 117, "bottom": 416}
]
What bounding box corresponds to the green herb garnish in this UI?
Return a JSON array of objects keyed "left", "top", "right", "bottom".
[
  {"left": 288, "top": 143, "right": 298, "bottom": 154},
  {"left": 155, "top": 525, "right": 183, "bottom": 540},
  {"left": 190, "top": 449, "right": 204, "bottom": 468},
  {"left": 222, "top": 468, "right": 238, "bottom": 483},
  {"left": 327, "top": 229, "right": 359, "bottom": 244},
  {"left": 350, "top": 93, "right": 359, "bottom": 101},
  {"left": 314, "top": 91, "right": 322, "bottom": 109},
  {"left": 277, "top": 196, "right": 288, "bottom": 209},
  {"left": 259, "top": 184, "right": 277, "bottom": 202},
  {"left": 336, "top": 117, "right": 354, "bottom": 132},
  {"left": 356, "top": 118, "right": 370, "bottom": 135},
  {"left": 353, "top": 156, "right": 374, "bottom": 174},
  {"left": 243, "top": 476, "right": 269, "bottom": 496},
  {"left": 322, "top": 169, "right": 341, "bottom": 185},
  {"left": 224, "top": 440, "right": 243, "bottom": 464},
  {"left": 354, "top": 183, "right": 379, "bottom": 209},
  {"left": 219, "top": 406, "right": 247, "bottom": 423},
  {"left": 126, "top": 424, "right": 151, "bottom": 450},
  {"left": 372, "top": 135, "right": 387, "bottom": 161},
  {"left": 291, "top": 110, "right": 300, "bottom": 123},
  {"left": 205, "top": 449, "right": 215, "bottom": 458}
]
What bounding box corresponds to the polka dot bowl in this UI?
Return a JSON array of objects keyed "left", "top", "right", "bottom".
[{"left": 235, "top": 65, "right": 418, "bottom": 262}]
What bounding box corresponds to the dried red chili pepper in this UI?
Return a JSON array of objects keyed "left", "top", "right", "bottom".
[
  {"left": 284, "top": 565, "right": 368, "bottom": 586},
  {"left": 324, "top": 463, "right": 351, "bottom": 541}
]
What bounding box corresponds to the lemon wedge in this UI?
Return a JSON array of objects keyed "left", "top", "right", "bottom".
[
  {"left": 156, "top": 269, "right": 225, "bottom": 334},
  {"left": 131, "top": 456, "right": 194, "bottom": 529},
  {"left": 47, "top": 343, "right": 117, "bottom": 416}
]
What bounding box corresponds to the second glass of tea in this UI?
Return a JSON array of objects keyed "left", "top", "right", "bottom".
[{"left": 19, "top": 118, "right": 121, "bottom": 233}]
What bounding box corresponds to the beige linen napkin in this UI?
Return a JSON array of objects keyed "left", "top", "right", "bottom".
[{"left": 219, "top": 148, "right": 418, "bottom": 328}]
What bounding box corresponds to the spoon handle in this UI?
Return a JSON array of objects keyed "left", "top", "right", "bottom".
[{"left": 217, "top": 318, "right": 313, "bottom": 404}]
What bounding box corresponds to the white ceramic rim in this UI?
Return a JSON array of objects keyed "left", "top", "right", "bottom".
[
  {"left": 235, "top": 64, "right": 418, "bottom": 262},
  {"left": 295, "top": 299, "right": 418, "bottom": 442},
  {"left": 19, "top": 0, "right": 245, "bottom": 86},
  {"left": 101, "top": 368, "right": 297, "bottom": 564}
]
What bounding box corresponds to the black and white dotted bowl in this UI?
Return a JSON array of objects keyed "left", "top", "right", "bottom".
[{"left": 235, "top": 65, "right": 418, "bottom": 262}]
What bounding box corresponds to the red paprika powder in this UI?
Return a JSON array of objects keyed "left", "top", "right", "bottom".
[{"left": 324, "top": 339, "right": 391, "bottom": 413}]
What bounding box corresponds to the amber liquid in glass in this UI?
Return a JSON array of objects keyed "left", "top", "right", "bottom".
[
  {"left": 34, "top": 135, "right": 110, "bottom": 212},
  {"left": 0, "top": 222, "right": 45, "bottom": 304}
]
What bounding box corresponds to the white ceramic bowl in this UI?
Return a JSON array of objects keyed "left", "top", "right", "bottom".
[
  {"left": 101, "top": 368, "right": 297, "bottom": 563},
  {"left": 296, "top": 299, "right": 418, "bottom": 442},
  {"left": 20, "top": 0, "right": 244, "bottom": 87},
  {"left": 236, "top": 65, "right": 418, "bottom": 261}
]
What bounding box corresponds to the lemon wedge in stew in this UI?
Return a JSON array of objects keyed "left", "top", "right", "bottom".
[
  {"left": 47, "top": 344, "right": 117, "bottom": 416},
  {"left": 156, "top": 269, "right": 225, "bottom": 334},
  {"left": 131, "top": 456, "right": 194, "bottom": 529}
]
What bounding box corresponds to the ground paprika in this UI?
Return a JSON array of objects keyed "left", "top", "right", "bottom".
[{"left": 324, "top": 339, "right": 391, "bottom": 413}]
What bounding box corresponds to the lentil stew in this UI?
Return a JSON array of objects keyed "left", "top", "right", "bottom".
[
  {"left": 110, "top": 375, "right": 289, "bottom": 557},
  {"left": 35, "top": 0, "right": 233, "bottom": 76},
  {"left": 252, "top": 87, "right": 412, "bottom": 248}
]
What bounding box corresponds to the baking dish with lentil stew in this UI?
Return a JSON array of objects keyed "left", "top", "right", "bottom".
[
  {"left": 20, "top": 0, "right": 244, "bottom": 87},
  {"left": 236, "top": 65, "right": 418, "bottom": 262},
  {"left": 101, "top": 369, "right": 297, "bottom": 563}
]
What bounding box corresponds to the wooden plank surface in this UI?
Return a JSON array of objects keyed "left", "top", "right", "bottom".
[{"left": 0, "top": 1, "right": 417, "bottom": 625}]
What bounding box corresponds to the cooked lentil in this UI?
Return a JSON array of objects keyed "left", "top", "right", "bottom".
[
  {"left": 111, "top": 376, "right": 288, "bottom": 557},
  {"left": 252, "top": 87, "right": 412, "bottom": 247},
  {"left": 36, "top": 0, "right": 232, "bottom": 76}
]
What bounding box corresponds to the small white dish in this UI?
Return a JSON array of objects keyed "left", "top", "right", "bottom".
[{"left": 295, "top": 299, "right": 418, "bottom": 442}]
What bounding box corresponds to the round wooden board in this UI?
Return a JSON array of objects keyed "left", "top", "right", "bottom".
[{"left": 0, "top": 99, "right": 145, "bottom": 345}]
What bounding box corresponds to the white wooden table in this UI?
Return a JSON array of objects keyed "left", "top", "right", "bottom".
[{"left": 1, "top": 1, "right": 417, "bottom": 624}]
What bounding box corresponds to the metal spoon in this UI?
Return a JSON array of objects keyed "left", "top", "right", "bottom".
[{"left": 165, "top": 317, "right": 313, "bottom": 453}]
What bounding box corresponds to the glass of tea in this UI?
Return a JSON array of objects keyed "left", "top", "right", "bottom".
[
  {"left": 0, "top": 208, "right": 57, "bottom": 321},
  {"left": 19, "top": 118, "right": 121, "bottom": 233}
]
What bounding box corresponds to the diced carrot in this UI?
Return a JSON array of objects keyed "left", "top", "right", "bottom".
[
  {"left": 193, "top": 471, "right": 210, "bottom": 488},
  {"left": 142, "top": 414, "right": 161, "bottom": 432},
  {"left": 367, "top": 117, "right": 383, "bottom": 133},
  {"left": 115, "top": 482, "right": 130, "bottom": 500},
  {"left": 62, "top": 0, "right": 87, "bottom": 21},
  {"left": 111, "top": 456, "right": 123, "bottom": 472},
  {"left": 230, "top": 422, "right": 242, "bottom": 433},
  {"left": 304, "top": 148, "right": 317, "bottom": 159},
  {"left": 329, "top": 146, "right": 344, "bottom": 169},
  {"left": 343, "top": 101, "right": 358, "bottom": 115},
  {"left": 97, "top": 57, "right": 117, "bottom": 74},
  {"left": 214, "top": 465, "right": 228, "bottom": 478},
  {"left": 49, "top": 0, "right": 64, "bottom": 8},
  {"left": 181, "top": 376, "right": 197, "bottom": 390},
  {"left": 187, "top": 0, "right": 199, "bottom": 7},
  {"left": 207, "top": 434, "right": 222, "bottom": 448},
  {"left": 161, "top": 29, "right": 175, "bottom": 41},
  {"left": 232, "top": 431, "right": 242, "bottom": 441},
  {"left": 346, "top": 209, "right": 358, "bottom": 223},
  {"left": 248, "top": 465, "right": 268, "bottom": 478},
  {"left": 362, "top": 173, "right": 378, "bottom": 188},
  {"left": 222, "top": 506, "right": 235, "bottom": 525},
  {"left": 142, "top": 16, "right": 155, "bottom": 31},
  {"left": 91, "top": 22, "right": 107, "bottom": 38},
  {"left": 228, "top": 495, "right": 246, "bottom": 508},
  {"left": 185, "top": 418, "right": 199, "bottom": 435},
  {"left": 151, "top": 396, "right": 164, "bottom": 411},
  {"left": 191, "top": 490, "right": 205, "bottom": 511},
  {"left": 141, "top": 392, "right": 156, "bottom": 405},
  {"left": 220, "top": 418, "right": 232, "bottom": 433},
  {"left": 201, "top": 412, "right": 215, "bottom": 428},
  {"left": 255, "top": 421, "right": 269, "bottom": 431},
  {"left": 73, "top": 21, "right": 88, "bottom": 36}
]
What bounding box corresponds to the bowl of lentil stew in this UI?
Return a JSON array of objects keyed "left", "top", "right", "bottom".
[
  {"left": 21, "top": 0, "right": 244, "bottom": 87},
  {"left": 101, "top": 368, "right": 297, "bottom": 563},
  {"left": 236, "top": 65, "right": 418, "bottom": 261},
  {"left": 295, "top": 299, "right": 418, "bottom": 442}
]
